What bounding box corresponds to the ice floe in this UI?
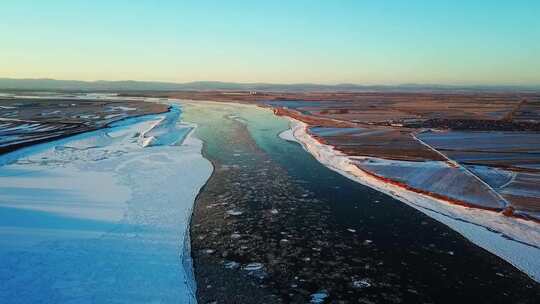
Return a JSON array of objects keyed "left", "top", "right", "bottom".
[
  {"left": 310, "top": 290, "right": 329, "bottom": 303},
  {"left": 138, "top": 105, "right": 193, "bottom": 147},
  {"left": 279, "top": 127, "right": 299, "bottom": 143},
  {"left": 226, "top": 209, "right": 244, "bottom": 216}
]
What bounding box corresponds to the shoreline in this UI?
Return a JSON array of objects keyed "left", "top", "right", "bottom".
[
  {"left": 0, "top": 101, "right": 213, "bottom": 302},
  {"left": 176, "top": 117, "right": 215, "bottom": 301},
  {"left": 284, "top": 116, "right": 540, "bottom": 283},
  {"left": 0, "top": 94, "right": 170, "bottom": 156},
  {"left": 186, "top": 101, "right": 539, "bottom": 302}
]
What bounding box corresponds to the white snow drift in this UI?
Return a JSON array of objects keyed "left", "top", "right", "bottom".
[
  {"left": 284, "top": 118, "right": 540, "bottom": 283},
  {"left": 0, "top": 104, "right": 212, "bottom": 303}
]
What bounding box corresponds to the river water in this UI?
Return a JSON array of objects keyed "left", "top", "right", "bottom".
[{"left": 182, "top": 101, "right": 539, "bottom": 303}]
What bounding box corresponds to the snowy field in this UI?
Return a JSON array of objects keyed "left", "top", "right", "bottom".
[
  {"left": 0, "top": 103, "right": 212, "bottom": 303},
  {"left": 284, "top": 118, "right": 540, "bottom": 283},
  {"left": 354, "top": 158, "right": 507, "bottom": 209}
]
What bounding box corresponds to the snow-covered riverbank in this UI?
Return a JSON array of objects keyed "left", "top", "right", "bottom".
[
  {"left": 283, "top": 118, "right": 540, "bottom": 283},
  {"left": 0, "top": 104, "right": 213, "bottom": 302}
]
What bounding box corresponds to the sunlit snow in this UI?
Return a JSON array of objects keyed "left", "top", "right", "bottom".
[{"left": 0, "top": 103, "right": 213, "bottom": 302}]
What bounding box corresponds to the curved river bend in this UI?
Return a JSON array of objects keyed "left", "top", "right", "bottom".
[{"left": 181, "top": 101, "right": 539, "bottom": 304}]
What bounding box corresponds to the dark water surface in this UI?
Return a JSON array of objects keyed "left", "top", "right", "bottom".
[{"left": 184, "top": 101, "right": 539, "bottom": 304}]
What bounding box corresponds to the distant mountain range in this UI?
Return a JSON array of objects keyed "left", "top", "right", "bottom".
[{"left": 0, "top": 78, "right": 538, "bottom": 93}]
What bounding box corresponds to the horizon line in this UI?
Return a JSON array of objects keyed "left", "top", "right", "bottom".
[{"left": 1, "top": 77, "right": 539, "bottom": 89}]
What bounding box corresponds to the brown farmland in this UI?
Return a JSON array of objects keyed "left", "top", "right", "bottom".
[
  {"left": 0, "top": 97, "right": 168, "bottom": 154},
  {"left": 135, "top": 90, "right": 540, "bottom": 221}
]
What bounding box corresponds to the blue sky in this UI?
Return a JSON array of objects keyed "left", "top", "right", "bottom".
[{"left": 1, "top": 0, "right": 539, "bottom": 85}]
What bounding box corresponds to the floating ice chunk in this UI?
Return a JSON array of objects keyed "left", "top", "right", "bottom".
[
  {"left": 310, "top": 290, "right": 328, "bottom": 303},
  {"left": 243, "top": 262, "right": 264, "bottom": 271},
  {"left": 278, "top": 128, "right": 298, "bottom": 143},
  {"left": 242, "top": 262, "right": 267, "bottom": 279},
  {"left": 41, "top": 110, "right": 61, "bottom": 116},
  {"left": 226, "top": 209, "right": 243, "bottom": 216},
  {"left": 352, "top": 278, "right": 371, "bottom": 289},
  {"left": 224, "top": 261, "right": 240, "bottom": 269},
  {"left": 203, "top": 249, "right": 215, "bottom": 255}
]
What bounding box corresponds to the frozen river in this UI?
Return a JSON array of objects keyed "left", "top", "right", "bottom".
[
  {"left": 0, "top": 99, "right": 538, "bottom": 303},
  {"left": 0, "top": 103, "right": 212, "bottom": 303},
  {"left": 183, "top": 101, "right": 539, "bottom": 303}
]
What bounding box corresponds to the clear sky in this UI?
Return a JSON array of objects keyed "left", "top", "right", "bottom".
[{"left": 1, "top": 0, "right": 539, "bottom": 85}]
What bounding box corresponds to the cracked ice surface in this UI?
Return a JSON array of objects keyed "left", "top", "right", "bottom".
[{"left": 0, "top": 104, "right": 213, "bottom": 303}]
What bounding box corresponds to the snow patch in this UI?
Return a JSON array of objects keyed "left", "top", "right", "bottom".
[
  {"left": 138, "top": 105, "right": 192, "bottom": 147},
  {"left": 287, "top": 118, "right": 540, "bottom": 282},
  {"left": 0, "top": 104, "right": 213, "bottom": 302},
  {"left": 278, "top": 127, "right": 298, "bottom": 143}
]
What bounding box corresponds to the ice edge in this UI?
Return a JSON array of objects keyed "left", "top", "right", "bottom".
[{"left": 284, "top": 117, "right": 540, "bottom": 283}]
